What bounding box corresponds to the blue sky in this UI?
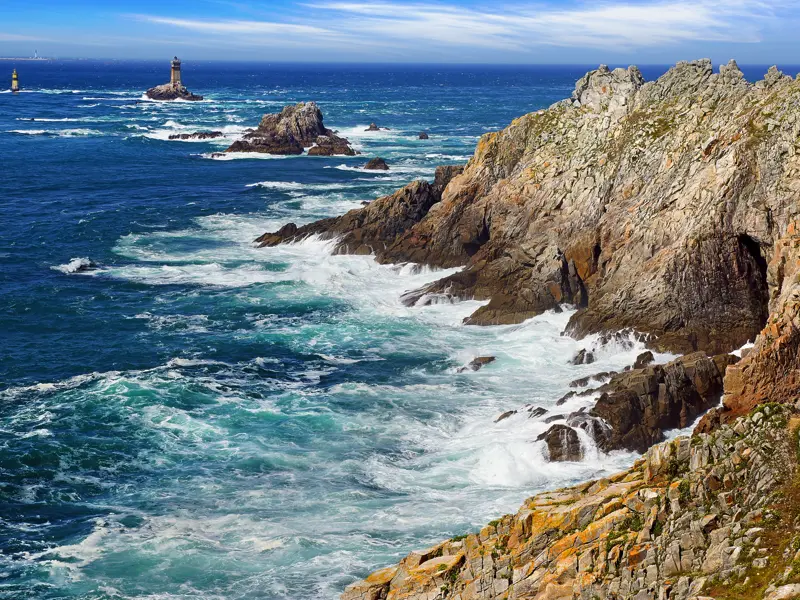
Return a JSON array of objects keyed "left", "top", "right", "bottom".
[{"left": 1, "top": 0, "right": 798, "bottom": 63}]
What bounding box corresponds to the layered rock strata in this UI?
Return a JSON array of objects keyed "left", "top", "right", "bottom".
[
  {"left": 343, "top": 405, "right": 800, "bottom": 600},
  {"left": 260, "top": 61, "right": 800, "bottom": 357},
  {"left": 225, "top": 102, "right": 356, "bottom": 156}
]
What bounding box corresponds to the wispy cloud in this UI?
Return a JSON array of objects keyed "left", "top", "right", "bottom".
[
  {"left": 129, "top": 0, "right": 791, "bottom": 56},
  {"left": 0, "top": 32, "right": 48, "bottom": 42}
]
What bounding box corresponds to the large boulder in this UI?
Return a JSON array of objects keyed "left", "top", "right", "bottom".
[
  {"left": 363, "top": 157, "right": 389, "bottom": 170},
  {"left": 145, "top": 83, "right": 203, "bottom": 101},
  {"left": 225, "top": 102, "right": 356, "bottom": 156},
  {"left": 537, "top": 424, "right": 583, "bottom": 461},
  {"left": 588, "top": 352, "right": 738, "bottom": 452}
]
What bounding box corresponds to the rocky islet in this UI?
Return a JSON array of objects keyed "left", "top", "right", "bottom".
[{"left": 224, "top": 101, "right": 357, "bottom": 156}]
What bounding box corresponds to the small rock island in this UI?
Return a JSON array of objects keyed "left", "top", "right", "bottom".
[
  {"left": 224, "top": 101, "right": 357, "bottom": 156},
  {"left": 145, "top": 57, "right": 203, "bottom": 101}
]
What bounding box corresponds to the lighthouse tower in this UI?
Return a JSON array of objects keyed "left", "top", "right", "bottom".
[
  {"left": 170, "top": 57, "right": 182, "bottom": 86},
  {"left": 11, "top": 69, "right": 19, "bottom": 93}
]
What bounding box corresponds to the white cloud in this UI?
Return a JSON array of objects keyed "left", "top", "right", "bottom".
[{"left": 131, "top": 0, "right": 792, "bottom": 54}]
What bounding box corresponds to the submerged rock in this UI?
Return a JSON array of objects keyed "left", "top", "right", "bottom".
[
  {"left": 225, "top": 102, "right": 356, "bottom": 156},
  {"left": 537, "top": 424, "right": 583, "bottom": 461},
  {"left": 569, "top": 348, "right": 595, "bottom": 365},
  {"left": 457, "top": 356, "right": 495, "bottom": 373},
  {"left": 168, "top": 131, "right": 223, "bottom": 140},
  {"left": 418, "top": 131, "right": 429, "bottom": 139},
  {"left": 363, "top": 157, "right": 389, "bottom": 170},
  {"left": 145, "top": 83, "right": 203, "bottom": 101}
]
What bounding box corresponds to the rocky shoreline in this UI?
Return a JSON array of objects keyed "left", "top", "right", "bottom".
[
  {"left": 254, "top": 60, "right": 800, "bottom": 598},
  {"left": 343, "top": 405, "right": 800, "bottom": 600}
]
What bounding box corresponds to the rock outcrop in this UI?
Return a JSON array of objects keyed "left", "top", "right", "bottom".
[
  {"left": 587, "top": 352, "right": 737, "bottom": 452},
  {"left": 419, "top": 132, "right": 429, "bottom": 140},
  {"left": 343, "top": 404, "right": 800, "bottom": 600},
  {"left": 255, "top": 165, "right": 463, "bottom": 254},
  {"left": 145, "top": 83, "right": 203, "bottom": 101},
  {"left": 225, "top": 102, "right": 356, "bottom": 156},
  {"left": 262, "top": 60, "right": 800, "bottom": 357},
  {"left": 364, "top": 157, "right": 390, "bottom": 170},
  {"left": 537, "top": 424, "right": 584, "bottom": 462}
]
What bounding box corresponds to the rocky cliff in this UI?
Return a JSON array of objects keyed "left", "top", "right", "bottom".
[
  {"left": 259, "top": 60, "right": 800, "bottom": 358},
  {"left": 225, "top": 101, "right": 356, "bottom": 156},
  {"left": 343, "top": 405, "right": 800, "bottom": 600}
]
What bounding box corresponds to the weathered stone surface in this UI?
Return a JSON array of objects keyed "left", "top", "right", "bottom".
[
  {"left": 418, "top": 132, "right": 429, "bottom": 139},
  {"left": 225, "top": 102, "right": 356, "bottom": 156},
  {"left": 698, "top": 222, "right": 800, "bottom": 431},
  {"left": 255, "top": 165, "right": 464, "bottom": 256},
  {"left": 364, "top": 157, "right": 390, "bottom": 170},
  {"left": 537, "top": 424, "right": 583, "bottom": 461},
  {"left": 273, "top": 60, "right": 800, "bottom": 355},
  {"left": 145, "top": 82, "right": 203, "bottom": 101},
  {"left": 590, "top": 352, "right": 738, "bottom": 452},
  {"left": 342, "top": 406, "right": 799, "bottom": 600}
]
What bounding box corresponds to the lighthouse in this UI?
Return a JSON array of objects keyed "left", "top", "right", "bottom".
[
  {"left": 11, "top": 69, "right": 19, "bottom": 93},
  {"left": 170, "top": 57, "right": 181, "bottom": 86}
]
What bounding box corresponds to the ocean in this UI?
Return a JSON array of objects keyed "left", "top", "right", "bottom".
[{"left": 0, "top": 60, "right": 781, "bottom": 599}]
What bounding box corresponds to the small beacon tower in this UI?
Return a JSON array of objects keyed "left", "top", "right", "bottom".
[
  {"left": 11, "top": 69, "right": 19, "bottom": 93},
  {"left": 170, "top": 57, "right": 182, "bottom": 86}
]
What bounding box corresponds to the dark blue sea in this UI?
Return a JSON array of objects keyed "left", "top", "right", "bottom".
[{"left": 0, "top": 60, "right": 786, "bottom": 599}]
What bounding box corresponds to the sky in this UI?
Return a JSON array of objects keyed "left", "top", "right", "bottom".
[{"left": 1, "top": 0, "right": 798, "bottom": 64}]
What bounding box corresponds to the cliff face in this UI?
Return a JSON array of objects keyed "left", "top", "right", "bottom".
[
  {"left": 343, "top": 405, "right": 800, "bottom": 600},
  {"left": 392, "top": 60, "right": 800, "bottom": 355},
  {"left": 261, "top": 60, "right": 800, "bottom": 356}
]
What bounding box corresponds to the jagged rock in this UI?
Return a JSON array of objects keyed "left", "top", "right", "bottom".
[
  {"left": 225, "top": 102, "right": 356, "bottom": 156},
  {"left": 255, "top": 165, "right": 463, "bottom": 255},
  {"left": 634, "top": 351, "right": 655, "bottom": 369},
  {"left": 528, "top": 406, "right": 548, "bottom": 418},
  {"left": 537, "top": 424, "right": 583, "bottom": 461},
  {"left": 458, "top": 356, "right": 495, "bottom": 373},
  {"left": 145, "top": 82, "right": 203, "bottom": 101},
  {"left": 570, "top": 348, "right": 595, "bottom": 365},
  {"left": 365, "top": 122, "right": 380, "bottom": 131},
  {"left": 306, "top": 59, "right": 795, "bottom": 355},
  {"left": 418, "top": 131, "right": 429, "bottom": 139},
  {"left": 363, "top": 157, "right": 389, "bottom": 170},
  {"left": 342, "top": 406, "right": 797, "bottom": 600},
  {"left": 168, "top": 131, "right": 223, "bottom": 140},
  {"left": 495, "top": 410, "right": 516, "bottom": 423},
  {"left": 591, "top": 352, "right": 738, "bottom": 452}
]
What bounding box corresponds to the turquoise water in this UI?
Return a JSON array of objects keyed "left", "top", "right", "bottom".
[{"left": 0, "top": 60, "right": 753, "bottom": 599}]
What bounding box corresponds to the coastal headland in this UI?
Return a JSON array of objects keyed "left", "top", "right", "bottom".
[{"left": 258, "top": 59, "right": 800, "bottom": 599}]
